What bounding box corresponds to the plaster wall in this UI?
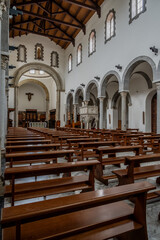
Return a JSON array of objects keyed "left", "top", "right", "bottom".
[
  {"left": 64, "top": 0, "right": 160, "bottom": 94},
  {"left": 18, "top": 83, "right": 46, "bottom": 112}
]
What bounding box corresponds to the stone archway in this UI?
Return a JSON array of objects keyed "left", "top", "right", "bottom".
[
  {"left": 145, "top": 89, "right": 157, "bottom": 132},
  {"left": 122, "top": 56, "right": 156, "bottom": 91},
  {"left": 84, "top": 79, "right": 99, "bottom": 101},
  {"left": 13, "top": 63, "right": 63, "bottom": 126},
  {"left": 66, "top": 91, "right": 74, "bottom": 124},
  {"left": 13, "top": 62, "right": 64, "bottom": 91}
]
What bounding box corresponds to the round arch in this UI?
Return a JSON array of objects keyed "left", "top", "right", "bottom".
[
  {"left": 111, "top": 91, "right": 132, "bottom": 109},
  {"left": 122, "top": 56, "right": 156, "bottom": 91},
  {"left": 13, "top": 62, "right": 64, "bottom": 91},
  {"left": 84, "top": 79, "right": 99, "bottom": 101},
  {"left": 74, "top": 86, "right": 84, "bottom": 104},
  {"left": 66, "top": 91, "right": 74, "bottom": 105},
  {"left": 100, "top": 71, "right": 121, "bottom": 97},
  {"left": 18, "top": 79, "right": 50, "bottom": 101}
]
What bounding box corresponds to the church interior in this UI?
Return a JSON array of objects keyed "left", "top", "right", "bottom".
[{"left": 0, "top": 0, "right": 160, "bottom": 239}]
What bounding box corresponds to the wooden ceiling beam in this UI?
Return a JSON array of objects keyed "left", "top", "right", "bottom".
[
  {"left": 87, "top": 0, "right": 101, "bottom": 17},
  {"left": 36, "top": 3, "right": 51, "bottom": 15},
  {"left": 12, "top": 26, "right": 74, "bottom": 43},
  {"left": 11, "top": 0, "right": 47, "bottom": 8},
  {"left": 17, "top": 8, "right": 83, "bottom": 29},
  {"left": 63, "top": 0, "right": 97, "bottom": 11},
  {"left": 53, "top": 0, "right": 86, "bottom": 34},
  {"left": 10, "top": 17, "right": 39, "bottom": 27}
]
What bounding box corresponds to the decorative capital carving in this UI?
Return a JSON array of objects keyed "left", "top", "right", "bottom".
[
  {"left": 1, "top": 55, "right": 9, "bottom": 70},
  {"left": 0, "top": 0, "right": 6, "bottom": 20}
]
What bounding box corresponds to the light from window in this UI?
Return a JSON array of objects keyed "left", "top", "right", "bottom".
[
  {"left": 106, "top": 12, "right": 114, "bottom": 40},
  {"left": 29, "top": 69, "right": 35, "bottom": 74},
  {"left": 68, "top": 54, "right": 72, "bottom": 72},
  {"left": 77, "top": 44, "right": 82, "bottom": 65},
  {"left": 39, "top": 70, "right": 44, "bottom": 75},
  {"left": 131, "top": 0, "right": 144, "bottom": 19},
  {"left": 51, "top": 51, "right": 59, "bottom": 67},
  {"left": 89, "top": 31, "right": 96, "bottom": 55}
]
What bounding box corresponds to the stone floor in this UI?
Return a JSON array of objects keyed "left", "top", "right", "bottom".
[{"left": 1, "top": 153, "right": 160, "bottom": 239}]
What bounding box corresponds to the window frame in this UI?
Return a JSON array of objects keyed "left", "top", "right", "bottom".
[
  {"left": 88, "top": 29, "right": 96, "bottom": 57},
  {"left": 68, "top": 54, "right": 73, "bottom": 73},
  {"left": 34, "top": 43, "right": 44, "bottom": 61},
  {"left": 77, "top": 44, "right": 82, "bottom": 66},
  {"left": 50, "top": 51, "right": 59, "bottom": 68},
  {"left": 129, "top": 0, "right": 147, "bottom": 24},
  {"left": 105, "top": 9, "right": 116, "bottom": 44},
  {"left": 17, "top": 44, "right": 27, "bottom": 63}
]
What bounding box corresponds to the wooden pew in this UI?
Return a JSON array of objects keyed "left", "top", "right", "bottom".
[
  {"left": 138, "top": 135, "right": 160, "bottom": 153},
  {"left": 5, "top": 150, "right": 74, "bottom": 167},
  {"left": 95, "top": 145, "right": 142, "bottom": 185},
  {"left": 4, "top": 160, "right": 99, "bottom": 206},
  {"left": 6, "top": 139, "right": 51, "bottom": 146},
  {"left": 123, "top": 134, "right": 144, "bottom": 146},
  {"left": 6, "top": 143, "right": 61, "bottom": 153},
  {"left": 1, "top": 181, "right": 154, "bottom": 240},
  {"left": 6, "top": 137, "right": 45, "bottom": 141},
  {"left": 78, "top": 141, "right": 119, "bottom": 161},
  {"left": 113, "top": 153, "right": 160, "bottom": 199}
]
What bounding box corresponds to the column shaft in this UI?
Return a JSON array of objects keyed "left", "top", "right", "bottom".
[
  {"left": 99, "top": 97, "right": 104, "bottom": 129},
  {"left": 56, "top": 90, "right": 60, "bottom": 121},
  {"left": 14, "top": 87, "right": 19, "bottom": 127},
  {"left": 121, "top": 91, "right": 127, "bottom": 131}
]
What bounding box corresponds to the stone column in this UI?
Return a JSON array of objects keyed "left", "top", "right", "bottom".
[
  {"left": 0, "top": 55, "right": 8, "bottom": 149},
  {"left": 156, "top": 83, "right": 160, "bottom": 134},
  {"left": 14, "top": 86, "right": 19, "bottom": 127},
  {"left": 46, "top": 99, "right": 49, "bottom": 127},
  {"left": 99, "top": 97, "right": 105, "bottom": 129},
  {"left": 73, "top": 104, "right": 78, "bottom": 123},
  {"left": 56, "top": 90, "right": 60, "bottom": 121},
  {"left": 120, "top": 91, "right": 127, "bottom": 131}
]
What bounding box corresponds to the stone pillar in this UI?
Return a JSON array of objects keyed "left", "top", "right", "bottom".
[
  {"left": 120, "top": 91, "right": 127, "bottom": 131},
  {"left": 156, "top": 83, "right": 160, "bottom": 134},
  {"left": 56, "top": 90, "right": 60, "bottom": 121},
  {"left": 14, "top": 86, "right": 19, "bottom": 127},
  {"left": 99, "top": 97, "right": 105, "bottom": 129},
  {"left": 46, "top": 99, "right": 49, "bottom": 127},
  {"left": 73, "top": 104, "right": 78, "bottom": 123},
  {"left": 0, "top": 55, "right": 8, "bottom": 149}
]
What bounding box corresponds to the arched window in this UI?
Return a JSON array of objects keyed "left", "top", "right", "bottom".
[
  {"left": 77, "top": 44, "right": 82, "bottom": 66},
  {"left": 105, "top": 10, "right": 115, "bottom": 43},
  {"left": 88, "top": 30, "right": 96, "bottom": 56},
  {"left": 35, "top": 43, "right": 44, "bottom": 61},
  {"left": 51, "top": 51, "right": 59, "bottom": 68},
  {"left": 17, "top": 45, "right": 27, "bottom": 62},
  {"left": 130, "top": 0, "right": 146, "bottom": 23},
  {"left": 68, "top": 54, "right": 72, "bottom": 72}
]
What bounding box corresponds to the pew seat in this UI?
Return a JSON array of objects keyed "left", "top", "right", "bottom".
[
  {"left": 1, "top": 181, "right": 154, "bottom": 240},
  {"left": 4, "top": 160, "right": 99, "bottom": 206}
]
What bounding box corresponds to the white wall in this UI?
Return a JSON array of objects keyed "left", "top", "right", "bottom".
[{"left": 18, "top": 83, "right": 46, "bottom": 112}]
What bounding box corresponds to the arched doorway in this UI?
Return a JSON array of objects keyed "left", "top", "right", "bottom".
[{"left": 151, "top": 93, "right": 157, "bottom": 133}]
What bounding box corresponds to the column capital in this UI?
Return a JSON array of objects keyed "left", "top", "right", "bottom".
[
  {"left": 84, "top": 101, "right": 89, "bottom": 106},
  {"left": 0, "top": 0, "right": 6, "bottom": 20},
  {"left": 120, "top": 91, "right": 128, "bottom": 97},
  {"left": 98, "top": 96, "right": 105, "bottom": 101},
  {"left": 1, "top": 55, "right": 9, "bottom": 70}
]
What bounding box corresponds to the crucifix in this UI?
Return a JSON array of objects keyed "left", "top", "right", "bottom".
[{"left": 26, "top": 92, "right": 34, "bottom": 101}]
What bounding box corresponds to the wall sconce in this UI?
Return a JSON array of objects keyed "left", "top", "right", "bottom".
[
  {"left": 115, "top": 65, "right": 122, "bottom": 71},
  {"left": 9, "top": 46, "right": 18, "bottom": 51},
  {"left": 150, "top": 46, "right": 158, "bottom": 55},
  {"left": 9, "top": 65, "right": 16, "bottom": 69},
  {"left": 80, "top": 83, "right": 85, "bottom": 87},
  {"left": 70, "top": 89, "right": 74, "bottom": 92},
  {"left": 9, "top": 76, "right": 14, "bottom": 79},
  {"left": 8, "top": 83, "right": 14, "bottom": 87},
  {"left": 94, "top": 76, "right": 100, "bottom": 81}
]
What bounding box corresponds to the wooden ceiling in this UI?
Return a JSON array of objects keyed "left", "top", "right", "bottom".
[{"left": 10, "top": 0, "right": 104, "bottom": 49}]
